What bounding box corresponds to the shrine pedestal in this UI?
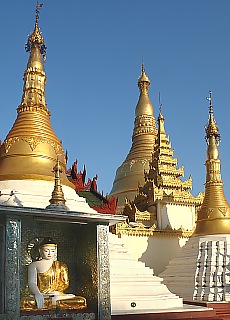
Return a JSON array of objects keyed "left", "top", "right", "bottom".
[
  {"left": 20, "top": 311, "right": 95, "bottom": 320},
  {"left": 160, "top": 235, "right": 230, "bottom": 302}
]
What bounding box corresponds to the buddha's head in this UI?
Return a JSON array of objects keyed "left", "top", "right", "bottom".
[{"left": 38, "top": 237, "right": 57, "bottom": 261}]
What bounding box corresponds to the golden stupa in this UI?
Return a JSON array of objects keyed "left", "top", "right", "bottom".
[
  {"left": 110, "top": 63, "right": 157, "bottom": 211},
  {"left": 0, "top": 5, "right": 73, "bottom": 189},
  {"left": 193, "top": 91, "right": 230, "bottom": 236}
]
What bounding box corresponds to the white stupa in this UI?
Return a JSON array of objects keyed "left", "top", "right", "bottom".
[{"left": 0, "top": 7, "right": 96, "bottom": 215}]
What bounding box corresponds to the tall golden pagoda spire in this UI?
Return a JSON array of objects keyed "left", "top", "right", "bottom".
[
  {"left": 193, "top": 91, "right": 230, "bottom": 236},
  {"left": 110, "top": 62, "right": 157, "bottom": 211},
  {"left": 0, "top": 4, "right": 73, "bottom": 188}
]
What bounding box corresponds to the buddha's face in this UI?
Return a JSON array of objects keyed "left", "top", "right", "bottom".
[{"left": 39, "top": 245, "right": 56, "bottom": 260}]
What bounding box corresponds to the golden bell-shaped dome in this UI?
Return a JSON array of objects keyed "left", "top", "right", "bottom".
[
  {"left": 0, "top": 6, "right": 73, "bottom": 189},
  {"left": 110, "top": 62, "right": 157, "bottom": 211},
  {"left": 193, "top": 92, "right": 230, "bottom": 236}
]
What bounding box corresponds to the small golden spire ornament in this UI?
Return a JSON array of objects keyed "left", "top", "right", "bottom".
[
  {"left": 158, "top": 92, "right": 164, "bottom": 123},
  {"left": 193, "top": 91, "right": 230, "bottom": 236},
  {"left": 138, "top": 60, "right": 151, "bottom": 95},
  {"left": 157, "top": 113, "right": 165, "bottom": 137},
  {"left": 46, "top": 159, "right": 69, "bottom": 211},
  {"left": 135, "top": 61, "right": 155, "bottom": 118}
]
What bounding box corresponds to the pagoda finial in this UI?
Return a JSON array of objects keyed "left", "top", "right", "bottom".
[
  {"left": 205, "top": 90, "right": 221, "bottom": 147},
  {"left": 17, "top": 1, "right": 49, "bottom": 114},
  {"left": 138, "top": 59, "right": 150, "bottom": 94},
  {"left": 158, "top": 92, "right": 163, "bottom": 115},
  {"left": 142, "top": 57, "right": 145, "bottom": 74},
  {"left": 25, "top": 2, "right": 46, "bottom": 61},
  {"left": 206, "top": 90, "right": 212, "bottom": 107},
  {"left": 134, "top": 60, "right": 153, "bottom": 118},
  {"left": 157, "top": 92, "right": 165, "bottom": 135}
]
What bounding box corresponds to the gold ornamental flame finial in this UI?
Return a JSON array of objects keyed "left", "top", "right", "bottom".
[
  {"left": 25, "top": 3, "right": 46, "bottom": 61},
  {"left": 193, "top": 91, "right": 230, "bottom": 236}
]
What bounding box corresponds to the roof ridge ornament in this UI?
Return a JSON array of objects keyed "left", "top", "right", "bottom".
[
  {"left": 158, "top": 92, "right": 164, "bottom": 121},
  {"left": 158, "top": 91, "right": 163, "bottom": 114},
  {"left": 25, "top": 2, "right": 47, "bottom": 61}
]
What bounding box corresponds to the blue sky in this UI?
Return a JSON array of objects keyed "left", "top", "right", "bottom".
[{"left": 1, "top": 1, "right": 230, "bottom": 199}]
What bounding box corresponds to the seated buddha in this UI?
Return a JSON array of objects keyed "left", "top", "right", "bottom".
[{"left": 20, "top": 237, "right": 87, "bottom": 310}]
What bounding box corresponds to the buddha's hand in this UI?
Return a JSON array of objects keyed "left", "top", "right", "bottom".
[
  {"left": 35, "top": 292, "right": 44, "bottom": 309},
  {"left": 49, "top": 291, "right": 61, "bottom": 295}
]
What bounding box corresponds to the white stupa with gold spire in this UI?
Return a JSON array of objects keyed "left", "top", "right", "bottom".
[
  {"left": 0, "top": 5, "right": 96, "bottom": 213},
  {"left": 160, "top": 92, "right": 230, "bottom": 301}
]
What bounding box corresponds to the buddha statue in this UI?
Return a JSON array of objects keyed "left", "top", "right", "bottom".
[{"left": 20, "top": 237, "right": 87, "bottom": 310}]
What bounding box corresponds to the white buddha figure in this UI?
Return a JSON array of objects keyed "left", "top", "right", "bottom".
[{"left": 20, "top": 237, "right": 87, "bottom": 310}]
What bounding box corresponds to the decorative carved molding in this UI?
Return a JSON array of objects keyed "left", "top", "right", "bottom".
[
  {"left": 21, "top": 137, "right": 41, "bottom": 151},
  {"left": 20, "top": 312, "right": 96, "bottom": 319},
  {"left": 133, "top": 115, "right": 157, "bottom": 137},
  {"left": 4, "top": 136, "right": 63, "bottom": 155},
  {"left": 4, "top": 137, "right": 20, "bottom": 153},
  {"left": 219, "top": 207, "right": 228, "bottom": 216},
  {"left": 97, "top": 225, "right": 111, "bottom": 320},
  {"left": 17, "top": 104, "right": 50, "bottom": 116},
  {"left": 116, "top": 221, "right": 194, "bottom": 238},
  {"left": 5, "top": 216, "right": 21, "bottom": 319}
]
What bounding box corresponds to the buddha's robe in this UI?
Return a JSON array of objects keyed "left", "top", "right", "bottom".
[
  {"left": 38, "top": 260, "right": 69, "bottom": 294},
  {"left": 20, "top": 261, "right": 87, "bottom": 310}
]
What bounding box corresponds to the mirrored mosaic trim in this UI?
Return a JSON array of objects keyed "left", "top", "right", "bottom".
[
  {"left": 6, "top": 216, "right": 21, "bottom": 320},
  {"left": 20, "top": 312, "right": 95, "bottom": 319},
  {"left": 97, "top": 224, "right": 111, "bottom": 320}
]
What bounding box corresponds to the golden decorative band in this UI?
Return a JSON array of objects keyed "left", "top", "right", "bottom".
[{"left": 39, "top": 243, "right": 57, "bottom": 248}]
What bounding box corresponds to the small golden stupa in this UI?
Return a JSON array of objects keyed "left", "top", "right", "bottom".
[
  {"left": 0, "top": 5, "right": 73, "bottom": 188},
  {"left": 46, "top": 158, "right": 70, "bottom": 211},
  {"left": 110, "top": 63, "right": 157, "bottom": 211},
  {"left": 193, "top": 91, "right": 230, "bottom": 236}
]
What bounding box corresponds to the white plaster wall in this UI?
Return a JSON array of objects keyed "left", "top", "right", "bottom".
[
  {"left": 119, "top": 234, "right": 189, "bottom": 275},
  {"left": 118, "top": 234, "right": 148, "bottom": 260},
  {"left": 158, "top": 203, "right": 195, "bottom": 230},
  {"left": 0, "top": 179, "right": 97, "bottom": 214}
]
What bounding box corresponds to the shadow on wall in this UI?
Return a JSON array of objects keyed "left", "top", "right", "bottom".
[{"left": 139, "top": 235, "right": 182, "bottom": 276}]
